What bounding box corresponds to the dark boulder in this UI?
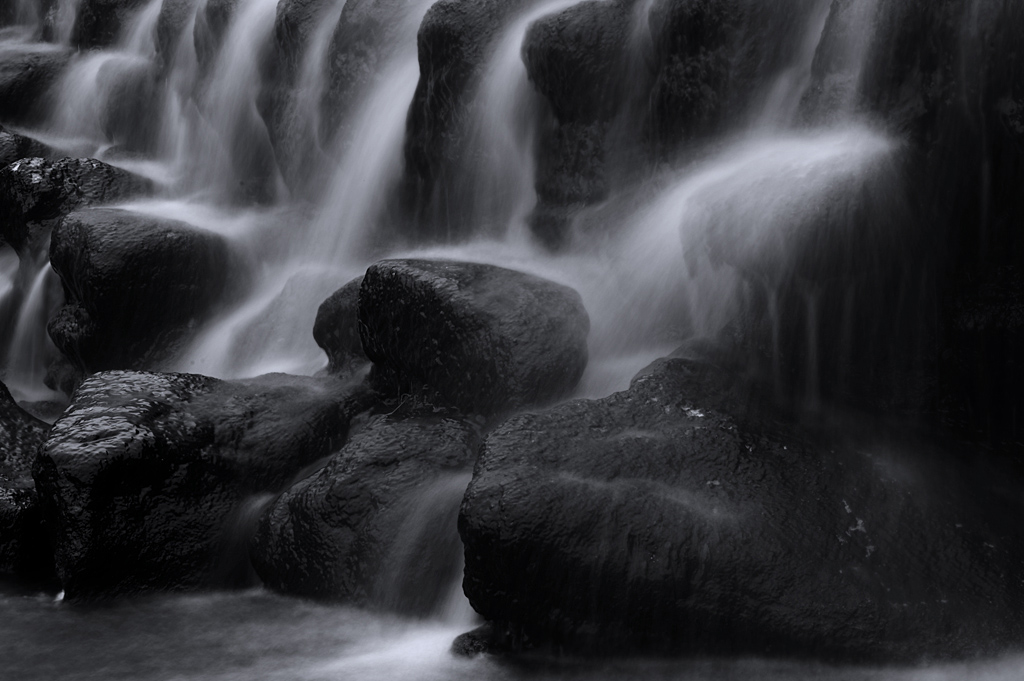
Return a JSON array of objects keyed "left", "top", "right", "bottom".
[
  {"left": 400, "top": 0, "right": 533, "bottom": 240},
  {"left": 71, "top": 0, "right": 150, "bottom": 49},
  {"left": 0, "top": 125, "right": 54, "bottom": 168},
  {"left": 807, "top": 0, "right": 1024, "bottom": 445},
  {"left": 256, "top": 0, "right": 340, "bottom": 195},
  {"left": 251, "top": 409, "right": 479, "bottom": 610},
  {"left": 459, "top": 356, "right": 1024, "bottom": 659},
  {"left": 155, "top": 0, "right": 201, "bottom": 74},
  {"left": 320, "top": 0, "right": 408, "bottom": 145},
  {"left": 47, "top": 208, "right": 231, "bottom": 374},
  {"left": 943, "top": 266, "right": 1024, "bottom": 448},
  {"left": 359, "top": 259, "right": 589, "bottom": 416},
  {"left": 33, "top": 370, "right": 376, "bottom": 599},
  {"left": 313, "top": 275, "right": 367, "bottom": 376},
  {"left": 644, "top": 0, "right": 740, "bottom": 152},
  {"left": 193, "top": 0, "right": 239, "bottom": 77},
  {"left": 521, "top": 0, "right": 633, "bottom": 246},
  {"left": 0, "top": 45, "right": 71, "bottom": 125},
  {"left": 0, "top": 157, "right": 153, "bottom": 258},
  {"left": 0, "top": 380, "right": 54, "bottom": 583}
]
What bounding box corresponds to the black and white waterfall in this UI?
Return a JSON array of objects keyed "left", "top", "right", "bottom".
[{"left": 2, "top": 0, "right": 1024, "bottom": 678}]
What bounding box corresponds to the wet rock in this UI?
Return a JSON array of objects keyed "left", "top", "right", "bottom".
[
  {"left": 251, "top": 409, "right": 479, "bottom": 609},
  {"left": 359, "top": 259, "right": 589, "bottom": 416},
  {"left": 97, "top": 57, "right": 162, "bottom": 154},
  {"left": 72, "top": 0, "right": 150, "bottom": 49},
  {"left": 320, "top": 0, "right": 407, "bottom": 145},
  {"left": 450, "top": 624, "right": 494, "bottom": 658},
  {"left": 0, "top": 125, "right": 54, "bottom": 168},
  {"left": 460, "top": 356, "right": 1024, "bottom": 659},
  {"left": 400, "top": 0, "right": 532, "bottom": 240},
  {"left": 810, "top": 0, "right": 1024, "bottom": 444},
  {"left": 944, "top": 266, "right": 1024, "bottom": 446},
  {"left": 47, "top": 208, "right": 231, "bottom": 374},
  {"left": 0, "top": 380, "right": 54, "bottom": 584},
  {"left": 0, "top": 45, "right": 71, "bottom": 125},
  {"left": 256, "top": 0, "right": 339, "bottom": 196},
  {"left": 645, "top": 0, "right": 740, "bottom": 152},
  {"left": 193, "top": 0, "right": 239, "bottom": 76},
  {"left": 313, "top": 276, "right": 367, "bottom": 376},
  {"left": 0, "top": 158, "right": 153, "bottom": 258},
  {"left": 522, "top": 0, "right": 633, "bottom": 246},
  {"left": 155, "top": 0, "right": 200, "bottom": 73},
  {"left": 33, "top": 370, "right": 376, "bottom": 599}
]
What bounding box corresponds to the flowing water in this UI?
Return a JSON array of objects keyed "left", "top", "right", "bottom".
[{"left": 0, "top": 0, "right": 1017, "bottom": 676}]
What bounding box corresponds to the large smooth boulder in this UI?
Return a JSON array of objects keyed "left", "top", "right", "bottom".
[
  {"left": 459, "top": 356, "right": 1024, "bottom": 659},
  {"left": 0, "top": 45, "right": 71, "bottom": 125},
  {"left": 0, "top": 380, "right": 53, "bottom": 583},
  {"left": 359, "top": 259, "right": 589, "bottom": 416},
  {"left": 313, "top": 275, "right": 367, "bottom": 376},
  {"left": 47, "top": 208, "right": 232, "bottom": 374},
  {"left": 33, "top": 370, "right": 377, "bottom": 599},
  {"left": 252, "top": 409, "right": 479, "bottom": 610},
  {"left": 0, "top": 158, "right": 153, "bottom": 257}
]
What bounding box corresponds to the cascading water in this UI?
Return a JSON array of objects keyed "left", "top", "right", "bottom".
[
  {"left": 4, "top": 0, "right": 1022, "bottom": 675},
  {"left": 4, "top": 260, "right": 62, "bottom": 403},
  {"left": 188, "top": 0, "right": 283, "bottom": 202},
  {"left": 446, "top": 0, "right": 586, "bottom": 237}
]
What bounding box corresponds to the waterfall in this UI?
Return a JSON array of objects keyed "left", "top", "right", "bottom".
[
  {"left": 373, "top": 472, "right": 476, "bottom": 624},
  {"left": 44, "top": 0, "right": 162, "bottom": 154},
  {"left": 309, "top": 0, "right": 439, "bottom": 261},
  {"left": 0, "top": 0, "right": 925, "bottom": 403},
  {"left": 189, "top": 0, "right": 283, "bottom": 202},
  {"left": 3, "top": 258, "right": 61, "bottom": 403},
  {"left": 450, "top": 0, "right": 588, "bottom": 238}
]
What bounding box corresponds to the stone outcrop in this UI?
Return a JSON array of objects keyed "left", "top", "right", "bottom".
[
  {"left": 251, "top": 409, "right": 478, "bottom": 610},
  {"left": 0, "top": 157, "right": 153, "bottom": 257},
  {"left": 47, "top": 208, "right": 231, "bottom": 373},
  {"left": 0, "top": 45, "right": 70, "bottom": 125},
  {"left": 359, "top": 259, "right": 589, "bottom": 416},
  {"left": 312, "top": 275, "right": 367, "bottom": 376},
  {"left": 33, "top": 370, "right": 376, "bottom": 599},
  {"left": 0, "top": 380, "right": 53, "bottom": 583},
  {"left": 459, "top": 356, "right": 1024, "bottom": 658}
]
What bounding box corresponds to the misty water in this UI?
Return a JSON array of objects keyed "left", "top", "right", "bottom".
[{"left": 1, "top": 0, "right": 1021, "bottom": 676}]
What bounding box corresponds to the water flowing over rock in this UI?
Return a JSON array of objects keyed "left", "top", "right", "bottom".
[
  {"left": 256, "top": 0, "right": 339, "bottom": 195},
  {"left": 312, "top": 275, "right": 367, "bottom": 376},
  {"left": 0, "top": 157, "right": 152, "bottom": 257},
  {"left": 47, "top": 208, "right": 231, "bottom": 375},
  {"left": 359, "top": 259, "right": 589, "bottom": 416},
  {"left": 0, "top": 45, "right": 70, "bottom": 125},
  {"left": 460, "top": 356, "right": 1024, "bottom": 659},
  {"left": 400, "top": 0, "right": 532, "bottom": 240},
  {"left": 0, "top": 125, "right": 53, "bottom": 168},
  {"left": 251, "top": 409, "right": 479, "bottom": 608},
  {"left": 521, "top": 0, "right": 633, "bottom": 246},
  {"left": 33, "top": 370, "right": 376, "bottom": 599},
  {"left": 0, "top": 380, "right": 53, "bottom": 583},
  {"left": 319, "top": 0, "right": 410, "bottom": 146},
  {"left": 71, "top": 0, "right": 149, "bottom": 49}
]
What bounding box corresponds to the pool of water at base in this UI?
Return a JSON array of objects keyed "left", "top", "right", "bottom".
[{"left": 2, "top": 583, "right": 1022, "bottom": 681}]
